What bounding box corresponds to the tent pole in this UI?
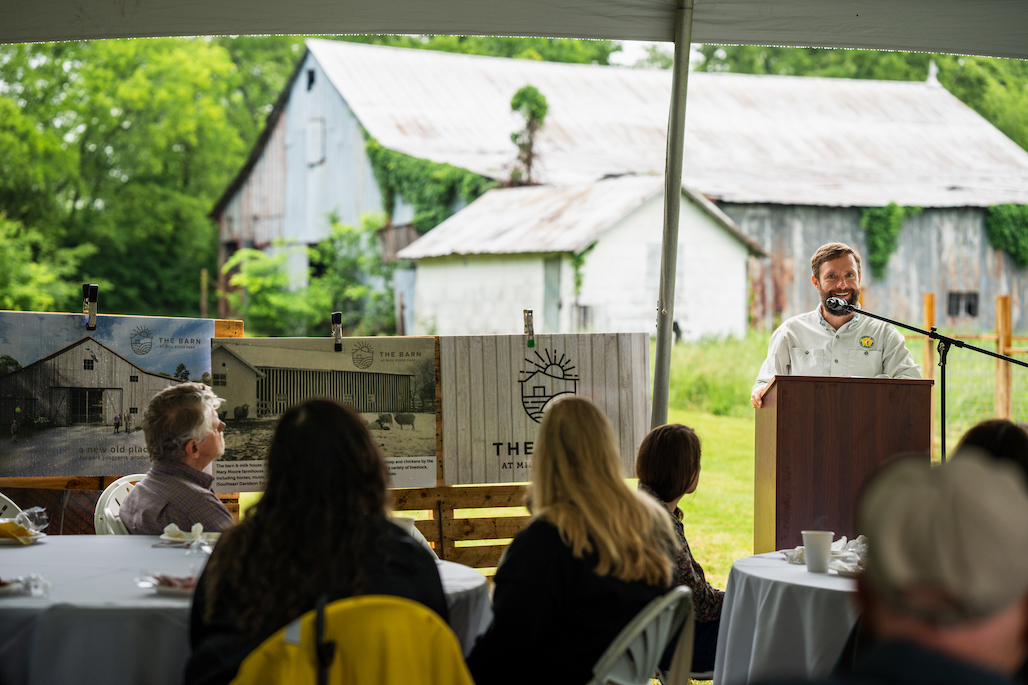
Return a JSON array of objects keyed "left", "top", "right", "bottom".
[{"left": 651, "top": 0, "right": 695, "bottom": 429}]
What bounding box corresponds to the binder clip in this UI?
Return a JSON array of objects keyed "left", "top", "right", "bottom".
[
  {"left": 82, "top": 283, "right": 99, "bottom": 330},
  {"left": 331, "top": 311, "right": 343, "bottom": 352},
  {"left": 524, "top": 309, "right": 535, "bottom": 348}
]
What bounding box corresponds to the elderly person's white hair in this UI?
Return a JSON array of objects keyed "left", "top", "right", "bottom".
[{"left": 142, "top": 382, "right": 224, "bottom": 463}]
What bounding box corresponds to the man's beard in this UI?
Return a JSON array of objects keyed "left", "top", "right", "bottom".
[{"left": 819, "top": 285, "right": 860, "bottom": 312}]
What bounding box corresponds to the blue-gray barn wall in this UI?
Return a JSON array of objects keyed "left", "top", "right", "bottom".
[
  {"left": 285, "top": 52, "right": 385, "bottom": 244},
  {"left": 723, "top": 204, "right": 1028, "bottom": 333}
]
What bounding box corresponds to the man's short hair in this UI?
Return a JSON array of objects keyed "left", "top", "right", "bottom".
[
  {"left": 142, "top": 382, "right": 223, "bottom": 463},
  {"left": 636, "top": 423, "right": 701, "bottom": 503},
  {"left": 859, "top": 454, "right": 1028, "bottom": 625},
  {"left": 811, "top": 243, "right": 862, "bottom": 281}
]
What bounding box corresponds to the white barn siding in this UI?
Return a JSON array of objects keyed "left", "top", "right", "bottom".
[
  {"left": 412, "top": 254, "right": 547, "bottom": 335},
  {"left": 576, "top": 193, "right": 751, "bottom": 339},
  {"left": 211, "top": 347, "right": 260, "bottom": 421}
]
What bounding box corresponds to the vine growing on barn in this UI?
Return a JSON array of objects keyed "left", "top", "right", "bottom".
[
  {"left": 859, "top": 203, "right": 922, "bottom": 279},
  {"left": 363, "top": 133, "right": 497, "bottom": 233},
  {"left": 984, "top": 204, "right": 1028, "bottom": 267}
]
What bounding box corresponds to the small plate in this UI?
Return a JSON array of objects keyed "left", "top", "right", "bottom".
[
  {"left": 832, "top": 568, "right": 862, "bottom": 578},
  {"left": 0, "top": 533, "right": 46, "bottom": 546},
  {"left": 159, "top": 532, "right": 220, "bottom": 543}
]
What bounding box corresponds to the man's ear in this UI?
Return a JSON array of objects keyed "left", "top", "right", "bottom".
[
  {"left": 183, "top": 438, "right": 199, "bottom": 461},
  {"left": 811, "top": 274, "right": 819, "bottom": 288}
]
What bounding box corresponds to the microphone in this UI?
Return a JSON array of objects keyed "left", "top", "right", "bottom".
[{"left": 825, "top": 297, "right": 851, "bottom": 313}]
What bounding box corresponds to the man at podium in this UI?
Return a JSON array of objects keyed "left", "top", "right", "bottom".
[{"left": 750, "top": 243, "right": 920, "bottom": 409}]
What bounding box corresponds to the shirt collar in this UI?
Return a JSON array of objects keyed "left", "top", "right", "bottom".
[
  {"left": 817, "top": 303, "right": 861, "bottom": 330},
  {"left": 150, "top": 459, "right": 215, "bottom": 489}
]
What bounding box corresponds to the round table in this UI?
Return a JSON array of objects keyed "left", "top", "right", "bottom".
[
  {"left": 0, "top": 535, "right": 490, "bottom": 685},
  {"left": 713, "top": 552, "right": 859, "bottom": 685}
]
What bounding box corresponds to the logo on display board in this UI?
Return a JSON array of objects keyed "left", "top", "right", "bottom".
[
  {"left": 352, "top": 341, "right": 374, "bottom": 369},
  {"left": 130, "top": 327, "right": 153, "bottom": 355},
  {"left": 519, "top": 349, "right": 578, "bottom": 422}
]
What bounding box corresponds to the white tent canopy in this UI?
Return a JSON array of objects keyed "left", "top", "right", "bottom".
[{"left": 3, "top": 0, "right": 1027, "bottom": 60}]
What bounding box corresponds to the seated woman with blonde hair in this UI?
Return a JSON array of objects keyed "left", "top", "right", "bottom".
[
  {"left": 636, "top": 423, "right": 724, "bottom": 673},
  {"left": 466, "top": 396, "right": 677, "bottom": 684}
]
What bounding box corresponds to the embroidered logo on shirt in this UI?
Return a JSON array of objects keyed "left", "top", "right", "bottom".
[{"left": 860, "top": 336, "right": 875, "bottom": 348}]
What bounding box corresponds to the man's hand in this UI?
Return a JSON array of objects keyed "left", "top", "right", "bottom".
[{"left": 751, "top": 385, "right": 766, "bottom": 409}]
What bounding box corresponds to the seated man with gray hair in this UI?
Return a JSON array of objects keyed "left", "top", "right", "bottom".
[
  {"left": 807, "top": 454, "right": 1028, "bottom": 685},
  {"left": 119, "top": 382, "right": 235, "bottom": 535}
]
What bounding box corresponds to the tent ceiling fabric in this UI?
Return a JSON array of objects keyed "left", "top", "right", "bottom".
[{"left": 3, "top": 0, "right": 1028, "bottom": 60}]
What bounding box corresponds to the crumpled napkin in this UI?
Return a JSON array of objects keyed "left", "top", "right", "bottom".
[
  {"left": 782, "top": 535, "right": 868, "bottom": 568},
  {"left": 163, "top": 522, "right": 206, "bottom": 540},
  {"left": 0, "top": 574, "right": 52, "bottom": 597},
  {"left": 0, "top": 506, "right": 51, "bottom": 544}
]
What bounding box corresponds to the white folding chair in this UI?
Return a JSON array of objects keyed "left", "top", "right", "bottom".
[
  {"left": 104, "top": 506, "right": 131, "bottom": 535},
  {"left": 587, "top": 586, "right": 694, "bottom": 685},
  {"left": 0, "top": 492, "right": 21, "bottom": 519},
  {"left": 94, "top": 474, "right": 145, "bottom": 535}
]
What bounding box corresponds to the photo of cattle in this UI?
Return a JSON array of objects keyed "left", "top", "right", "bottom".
[
  {"left": 210, "top": 336, "right": 436, "bottom": 491},
  {"left": 0, "top": 311, "right": 214, "bottom": 477}
]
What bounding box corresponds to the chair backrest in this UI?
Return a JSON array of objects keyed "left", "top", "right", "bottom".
[
  {"left": 587, "top": 586, "right": 695, "bottom": 685},
  {"left": 94, "top": 474, "right": 145, "bottom": 535},
  {"left": 104, "top": 506, "right": 130, "bottom": 535},
  {"left": 229, "top": 595, "right": 474, "bottom": 685},
  {"left": 0, "top": 492, "right": 21, "bottom": 519}
]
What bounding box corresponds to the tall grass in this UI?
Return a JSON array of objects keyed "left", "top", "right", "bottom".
[{"left": 654, "top": 333, "right": 771, "bottom": 417}]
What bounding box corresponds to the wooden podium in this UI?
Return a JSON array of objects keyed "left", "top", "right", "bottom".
[{"left": 754, "top": 375, "right": 933, "bottom": 553}]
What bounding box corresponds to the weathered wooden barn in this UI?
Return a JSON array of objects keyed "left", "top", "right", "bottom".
[
  {"left": 212, "top": 40, "right": 1028, "bottom": 333},
  {"left": 398, "top": 176, "right": 766, "bottom": 339},
  {"left": 212, "top": 341, "right": 415, "bottom": 417},
  {"left": 0, "top": 337, "right": 180, "bottom": 427}
]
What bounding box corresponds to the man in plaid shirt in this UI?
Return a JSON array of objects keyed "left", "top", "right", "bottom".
[{"left": 119, "top": 382, "right": 235, "bottom": 535}]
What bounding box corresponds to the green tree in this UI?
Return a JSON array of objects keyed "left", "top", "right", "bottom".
[
  {"left": 0, "top": 39, "right": 246, "bottom": 316},
  {"left": 174, "top": 363, "right": 190, "bottom": 381},
  {"left": 509, "top": 86, "right": 549, "bottom": 186},
  {"left": 0, "top": 355, "right": 22, "bottom": 377},
  {"left": 308, "top": 213, "right": 396, "bottom": 336},
  {"left": 0, "top": 215, "right": 96, "bottom": 312}
]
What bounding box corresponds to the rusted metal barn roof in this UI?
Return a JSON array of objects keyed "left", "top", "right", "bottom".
[
  {"left": 397, "top": 176, "right": 766, "bottom": 259},
  {"left": 309, "top": 39, "right": 1028, "bottom": 208}
]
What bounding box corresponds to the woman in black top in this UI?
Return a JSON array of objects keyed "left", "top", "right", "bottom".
[
  {"left": 466, "top": 396, "right": 676, "bottom": 684},
  {"left": 185, "top": 399, "right": 447, "bottom": 685}
]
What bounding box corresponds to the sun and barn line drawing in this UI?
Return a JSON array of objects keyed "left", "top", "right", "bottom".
[{"left": 519, "top": 348, "right": 579, "bottom": 422}]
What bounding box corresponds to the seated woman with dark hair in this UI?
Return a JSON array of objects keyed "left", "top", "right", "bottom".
[
  {"left": 466, "top": 396, "right": 677, "bottom": 685},
  {"left": 185, "top": 399, "right": 448, "bottom": 685},
  {"left": 636, "top": 423, "right": 724, "bottom": 673},
  {"left": 956, "top": 418, "right": 1028, "bottom": 481}
]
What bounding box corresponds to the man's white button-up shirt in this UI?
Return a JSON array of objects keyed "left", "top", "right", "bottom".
[{"left": 752, "top": 306, "right": 921, "bottom": 396}]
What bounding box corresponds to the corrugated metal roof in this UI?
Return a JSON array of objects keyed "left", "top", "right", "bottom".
[
  {"left": 397, "top": 175, "right": 766, "bottom": 259},
  {"left": 309, "top": 39, "right": 1028, "bottom": 208}
]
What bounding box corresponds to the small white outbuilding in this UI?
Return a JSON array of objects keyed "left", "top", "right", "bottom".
[{"left": 397, "top": 175, "right": 766, "bottom": 340}]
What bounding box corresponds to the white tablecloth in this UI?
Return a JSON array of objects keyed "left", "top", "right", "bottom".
[
  {"left": 713, "top": 552, "right": 860, "bottom": 685},
  {"left": 0, "top": 536, "right": 490, "bottom": 685}
]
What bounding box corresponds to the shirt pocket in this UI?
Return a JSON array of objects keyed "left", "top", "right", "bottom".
[
  {"left": 790, "top": 347, "right": 826, "bottom": 375},
  {"left": 847, "top": 349, "right": 883, "bottom": 377}
]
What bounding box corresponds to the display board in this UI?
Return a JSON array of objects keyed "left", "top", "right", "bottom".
[
  {"left": 210, "top": 336, "right": 437, "bottom": 492},
  {"left": 439, "top": 333, "right": 649, "bottom": 485},
  {"left": 0, "top": 311, "right": 214, "bottom": 477}
]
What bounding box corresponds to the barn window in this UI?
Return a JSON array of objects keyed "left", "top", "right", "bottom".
[
  {"left": 130, "top": 375, "right": 139, "bottom": 382},
  {"left": 83, "top": 359, "right": 94, "bottom": 370},
  {"left": 213, "top": 373, "right": 227, "bottom": 387},
  {"left": 947, "top": 292, "right": 980, "bottom": 318},
  {"left": 307, "top": 69, "right": 315, "bottom": 91},
  {"left": 965, "top": 292, "right": 980, "bottom": 317},
  {"left": 129, "top": 407, "right": 138, "bottom": 414}
]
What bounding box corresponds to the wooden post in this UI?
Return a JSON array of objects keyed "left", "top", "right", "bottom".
[
  {"left": 923, "top": 293, "right": 935, "bottom": 459},
  {"left": 996, "top": 295, "right": 1012, "bottom": 419},
  {"left": 200, "top": 268, "right": 209, "bottom": 318}
]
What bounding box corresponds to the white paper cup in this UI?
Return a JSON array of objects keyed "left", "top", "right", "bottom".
[{"left": 802, "top": 530, "right": 834, "bottom": 573}]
